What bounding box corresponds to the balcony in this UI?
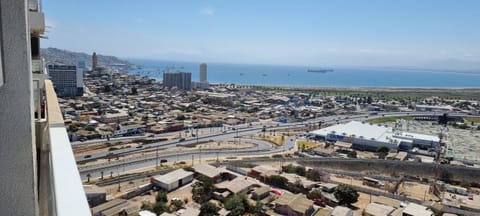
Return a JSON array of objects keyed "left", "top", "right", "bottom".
[{"left": 37, "top": 80, "right": 91, "bottom": 215}]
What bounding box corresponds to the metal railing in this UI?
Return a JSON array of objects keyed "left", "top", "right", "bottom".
[{"left": 38, "top": 80, "right": 91, "bottom": 216}]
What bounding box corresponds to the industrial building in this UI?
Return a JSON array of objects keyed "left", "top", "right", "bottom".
[
  {"left": 47, "top": 64, "right": 84, "bottom": 97},
  {"left": 150, "top": 169, "right": 194, "bottom": 191},
  {"left": 309, "top": 121, "right": 440, "bottom": 151},
  {"left": 163, "top": 71, "right": 192, "bottom": 91}
]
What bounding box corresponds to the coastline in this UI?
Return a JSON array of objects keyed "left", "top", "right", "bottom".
[{"left": 210, "top": 83, "right": 480, "bottom": 91}]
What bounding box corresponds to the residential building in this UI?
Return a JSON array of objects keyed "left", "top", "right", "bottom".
[
  {"left": 274, "top": 193, "right": 315, "bottom": 216},
  {"left": 163, "top": 71, "right": 192, "bottom": 91},
  {"left": 151, "top": 169, "right": 194, "bottom": 191},
  {"left": 92, "top": 52, "right": 98, "bottom": 69},
  {"left": 0, "top": 0, "right": 90, "bottom": 215},
  {"left": 200, "top": 63, "right": 207, "bottom": 82},
  {"left": 47, "top": 64, "right": 84, "bottom": 97}
]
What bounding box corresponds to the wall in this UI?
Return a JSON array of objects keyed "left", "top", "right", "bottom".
[{"left": 0, "top": 0, "right": 38, "bottom": 215}]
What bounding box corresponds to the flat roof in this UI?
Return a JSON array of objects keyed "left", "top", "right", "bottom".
[
  {"left": 275, "top": 193, "right": 313, "bottom": 214},
  {"left": 192, "top": 164, "right": 222, "bottom": 178},
  {"left": 153, "top": 169, "right": 193, "bottom": 185},
  {"left": 403, "top": 203, "right": 433, "bottom": 216},
  {"left": 310, "top": 121, "right": 439, "bottom": 144},
  {"left": 364, "top": 203, "right": 395, "bottom": 216}
]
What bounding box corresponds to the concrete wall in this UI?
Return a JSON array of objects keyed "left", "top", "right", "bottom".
[
  {"left": 0, "top": 0, "right": 38, "bottom": 215},
  {"left": 301, "top": 159, "right": 480, "bottom": 182}
]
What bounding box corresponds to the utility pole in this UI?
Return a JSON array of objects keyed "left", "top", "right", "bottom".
[{"left": 156, "top": 146, "right": 159, "bottom": 169}]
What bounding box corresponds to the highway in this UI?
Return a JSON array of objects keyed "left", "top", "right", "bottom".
[{"left": 76, "top": 111, "right": 476, "bottom": 180}]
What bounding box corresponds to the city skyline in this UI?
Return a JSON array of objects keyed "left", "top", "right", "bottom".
[{"left": 42, "top": 0, "right": 480, "bottom": 70}]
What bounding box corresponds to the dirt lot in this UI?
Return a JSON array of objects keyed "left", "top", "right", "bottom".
[
  {"left": 396, "top": 181, "right": 436, "bottom": 201},
  {"left": 330, "top": 175, "right": 392, "bottom": 193},
  {"left": 352, "top": 192, "right": 373, "bottom": 216}
]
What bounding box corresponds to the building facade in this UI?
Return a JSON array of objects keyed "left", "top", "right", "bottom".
[
  {"left": 200, "top": 63, "right": 207, "bottom": 82},
  {"left": 163, "top": 71, "right": 192, "bottom": 91},
  {"left": 47, "top": 64, "right": 84, "bottom": 97}
]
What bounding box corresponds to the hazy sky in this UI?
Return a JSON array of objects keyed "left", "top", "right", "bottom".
[{"left": 42, "top": 0, "right": 480, "bottom": 70}]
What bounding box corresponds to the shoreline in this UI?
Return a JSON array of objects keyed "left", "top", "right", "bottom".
[{"left": 209, "top": 83, "right": 480, "bottom": 91}]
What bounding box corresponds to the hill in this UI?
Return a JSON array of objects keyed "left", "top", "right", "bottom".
[{"left": 41, "top": 47, "right": 131, "bottom": 68}]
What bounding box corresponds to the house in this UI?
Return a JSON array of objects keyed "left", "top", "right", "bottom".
[
  {"left": 192, "top": 164, "right": 224, "bottom": 183},
  {"left": 151, "top": 169, "right": 194, "bottom": 191},
  {"left": 92, "top": 199, "right": 139, "bottom": 216},
  {"left": 314, "top": 208, "right": 333, "bottom": 216},
  {"left": 402, "top": 203, "right": 433, "bottom": 216},
  {"left": 274, "top": 193, "right": 315, "bottom": 216},
  {"left": 331, "top": 206, "right": 353, "bottom": 216},
  {"left": 251, "top": 186, "right": 271, "bottom": 201},
  {"left": 363, "top": 203, "right": 395, "bottom": 216},
  {"left": 84, "top": 185, "right": 106, "bottom": 207},
  {"left": 248, "top": 165, "right": 280, "bottom": 180}
]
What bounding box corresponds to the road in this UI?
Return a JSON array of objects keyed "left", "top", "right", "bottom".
[{"left": 76, "top": 111, "right": 476, "bottom": 180}]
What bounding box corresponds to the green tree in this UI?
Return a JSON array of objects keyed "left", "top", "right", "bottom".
[
  {"left": 266, "top": 175, "right": 288, "bottom": 189},
  {"left": 305, "top": 169, "right": 322, "bottom": 181},
  {"left": 377, "top": 146, "right": 389, "bottom": 159},
  {"left": 200, "top": 202, "right": 219, "bottom": 216},
  {"left": 176, "top": 114, "right": 186, "bottom": 121},
  {"left": 153, "top": 201, "right": 168, "bottom": 215},
  {"left": 347, "top": 150, "right": 357, "bottom": 158},
  {"left": 224, "top": 195, "right": 248, "bottom": 216},
  {"left": 170, "top": 199, "right": 183, "bottom": 211},
  {"left": 85, "top": 125, "right": 96, "bottom": 132},
  {"left": 307, "top": 189, "right": 323, "bottom": 200},
  {"left": 334, "top": 184, "right": 359, "bottom": 205},
  {"left": 156, "top": 190, "right": 168, "bottom": 203}
]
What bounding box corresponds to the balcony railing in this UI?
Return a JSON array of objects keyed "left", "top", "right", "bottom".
[{"left": 38, "top": 80, "right": 91, "bottom": 216}]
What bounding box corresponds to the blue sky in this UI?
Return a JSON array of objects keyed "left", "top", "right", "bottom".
[{"left": 42, "top": 0, "right": 480, "bottom": 70}]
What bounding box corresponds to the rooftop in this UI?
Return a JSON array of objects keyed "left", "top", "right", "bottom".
[
  {"left": 274, "top": 193, "right": 313, "bottom": 214},
  {"left": 152, "top": 169, "right": 193, "bottom": 185},
  {"left": 192, "top": 164, "right": 223, "bottom": 178},
  {"left": 364, "top": 202, "right": 395, "bottom": 216}
]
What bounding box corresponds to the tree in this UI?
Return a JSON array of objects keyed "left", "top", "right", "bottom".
[
  {"left": 200, "top": 202, "right": 219, "bottom": 216},
  {"left": 153, "top": 201, "right": 168, "bottom": 215},
  {"left": 307, "top": 189, "right": 323, "bottom": 200},
  {"left": 334, "top": 184, "right": 359, "bottom": 205},
  {"left": 266, "top": 175, "right": 288, "bottom": 189},
  {"left": 170, "top": 199, "right": 183, "bottom": 211},
  {"left": 85, "top": 125, "right": 96, "bottom": 132},
  {"left": 224, "top": 195, "right": 246, "bottom": 216},
  {"left": 377, "top": 146, "right": 389, "bottom": 159},
  {"left": 176, "top": 114, "right": 186, "bottom": 121},
  {"left": 347, "top": 150, "right": 357, "bottom": 158},
  {"left": 156, "top": 190, "right": 168, "bottom": 203},
  {"left": 305, "top": 169, "right": 322, "bottom": 181}
]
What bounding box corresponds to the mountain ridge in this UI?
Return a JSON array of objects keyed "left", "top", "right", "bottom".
[{"left": 41, "top": 47, "right": 131, "bottom": 68}]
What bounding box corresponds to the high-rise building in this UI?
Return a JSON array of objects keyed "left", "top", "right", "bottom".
[
  {"left": 200, "top": 63, "right": 207, "bottom": 83},
  {"left": 163, "top": 72, "right": 192, "bottom": 91},
  {"left": 92, "top": 51, "right": 98, "bottom": 70},
  {"left": 48, "top": 64, "right": 84, "bottom": 97},
  {"left": 0, "top": 0, "right": 90, "bottom": 215}
]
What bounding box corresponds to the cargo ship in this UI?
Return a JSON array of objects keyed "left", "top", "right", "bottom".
[{"left": 307, "top": 69, "right": 334, "bottom": 73}]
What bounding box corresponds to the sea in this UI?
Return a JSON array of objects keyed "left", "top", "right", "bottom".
[{"left": 127, "top": 59, "right": 480, "bottom": 88}]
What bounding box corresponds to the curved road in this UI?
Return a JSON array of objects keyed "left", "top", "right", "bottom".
[{"left": 77, "top": 111, "right": 476, "bottom": 180}]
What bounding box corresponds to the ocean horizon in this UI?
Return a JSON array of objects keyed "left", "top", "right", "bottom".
[{"left": 126, "top": 59, "right": 480, "bottom": 88}]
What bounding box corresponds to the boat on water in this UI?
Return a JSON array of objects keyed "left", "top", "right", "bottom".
[
  {"left": 261, "top": 74, "right": 268, "bottom": 77},
  {"left": 307, "top": 68, "right": 334, "bottom": 73}
]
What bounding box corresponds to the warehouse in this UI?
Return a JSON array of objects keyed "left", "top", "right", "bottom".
[
  {"left": 151, "top": 169, "right": 194, "bottom": 191},
  {"left": 309, "top": 121, "right": 439, "bottom": 151}
]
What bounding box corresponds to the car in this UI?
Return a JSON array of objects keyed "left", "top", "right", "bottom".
[
  {"left": 148, "top": 134, "right": 155, "bottom": 137},
  {"left": 136, "top": 145, "right": 143, "bottom": 148},
  {"left": 171, "top": 197, "right": 180, "bottom": 202},
  {"left": 83, "top": 155, "right": 91, "bottom": 158},
  {"left": 160, "top": 159, "right": 168, "bottom": 163},
  {"left": 179, "top": 138, "right": 186, "bottom": 142}
]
